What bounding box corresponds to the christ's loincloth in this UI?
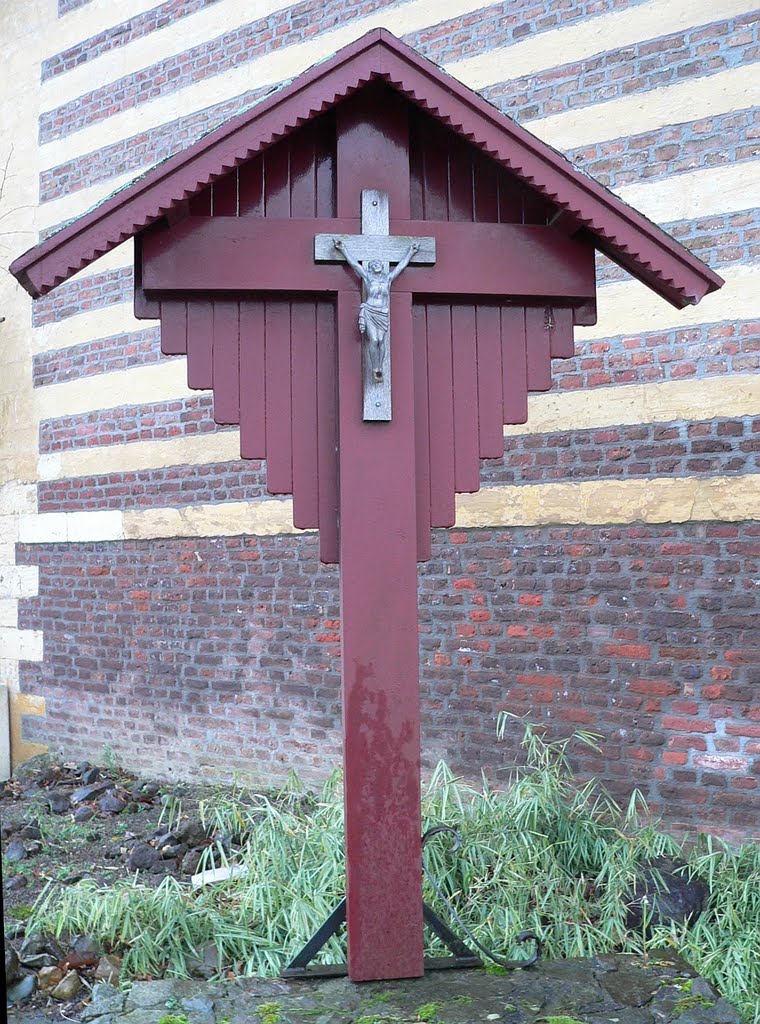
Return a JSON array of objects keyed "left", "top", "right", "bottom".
[{"left": 358, "top": 302, "right": 389, "bottom": 337}]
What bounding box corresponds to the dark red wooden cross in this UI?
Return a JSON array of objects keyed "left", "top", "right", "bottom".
[{"left": 140, "top": 89, "right": 596, "bottom": 981}]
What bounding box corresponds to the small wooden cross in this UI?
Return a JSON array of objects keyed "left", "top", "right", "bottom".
[{"left": 315, "top": 189, "right": 435, "bottom": 420}]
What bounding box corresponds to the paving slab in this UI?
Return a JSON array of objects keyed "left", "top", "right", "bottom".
[{"left": 7, "top": 950, "right": 738, "bottom": 1024}]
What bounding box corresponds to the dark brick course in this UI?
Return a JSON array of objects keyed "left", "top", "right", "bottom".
[
  {"left": 58, "top": 0, "right": 94, "bottom": 14},
  {"left": 483, "top": 13, "right": 759, "bottom": 124},
  {"left": 39, "top": 394, "right": 231, "bottom": 454},
  {"left": 566, "top": 107, "right": 760, "bottom": 189},
  {"left": 33, "top": 328, "right": 163, "bottom": 388},
  {"left": 36, "top": 411, "right": 760, "bottom": 498},
  {"left": 554, "top": 319, "right": 759, "bottom": 391},
  {"left": 38, "top": 461, "right": 267, "bottom": 512},
  {"left": 16, "top": 521, "right": 760, "bottom": 836},
  {"left": 31, "top": 267, "right": 133, "bottom": 328},
  {"left": 46, "top": 1, "right": 225, "bottom": 80}
]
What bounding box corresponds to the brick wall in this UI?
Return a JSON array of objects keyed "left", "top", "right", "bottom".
[
  {"left": 3, "top": 0, "right": 758, "bottom": 839},
  {"left": 16, "top": 521, "right": 760, "bottom": 835}
]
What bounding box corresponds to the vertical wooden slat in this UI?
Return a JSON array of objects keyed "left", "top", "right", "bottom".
[
  {"left": 186, "top": 299, "right": 213, "bottom": 389},
  {"left": 549, "top": 306, "right": 575, "bottom": 358},
  {"left": 160, "top": 300, "right": 187, "bottom": 355},
  {"left": 212, "top": 299, "right": 240, "bottom": 424},
  {"left": 448, "top": 142, "right": 473, "bottom": 222},
  {"left": 422, "top": 122, "right": 449, "bottom": 221},
  {"left": 315, "top": 120, "right": 335, "bottom": 218},
  {"left": 451, "top": 304, "right": 480, "bottom": 491},
  {"left": 526, "top": 305, "right": 552, "bottom": 391},
  {"left": 290, "top": 125, "right": 316, "bottom": 217},
  {"left": 291, "top": 302, "right": 319, "bottom": 529},
  {"left": 316, "top": 299, "right": 339, "bottom": 563},
  {"left": 188, "top": 186, "right": 211, "bottom": 215},
  {"left": 409, "top": 113, "right": 424, "bottom": 220},
  {"left": 264, "top": 142, "right": 290, "bottom": 217},
  {"left": 522, "top": 184, "right": 551, "bottom": 225},
  {"left": 239, "top": 154, "right": 264, "bottom": 216},
  {"left": 239, "top": 299, "right": 266, "bottom": 459},
  {"left": 213, "top": 170, "right": 238, "bottom": 216},
  {"left": 413, "top": 303, "right": 432, "bottom": 561},
  {"left": 497, "top": 172, "right": 522, "bottom": 224},
  {"left": 473, "top": 153, "right": 499, "bottom": 223},
  {"left": 501, "top": 305, "right": 528, "bottom": 424},
  {"left": 264, "top": 300, "right": 292, "bottom": 494},
  {"left": 475, "top": 304, "right": 504, "bottom": 458},
  {"left": 426, "top": 302, "right": 456, "bottom": 527}
]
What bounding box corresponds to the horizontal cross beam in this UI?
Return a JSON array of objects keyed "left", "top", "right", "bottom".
[
  {"left": 141, "top": 217, "right": 596, "bottom": 300},
  {"left": 314, "top": 233, "right": 436, "bottom": 264}
]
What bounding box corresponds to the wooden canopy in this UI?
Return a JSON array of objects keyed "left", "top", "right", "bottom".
[{"left": 12, "top": 28, "right": 723, "bottom": 307}]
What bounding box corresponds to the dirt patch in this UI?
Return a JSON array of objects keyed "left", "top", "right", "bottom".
[{"left": 2, "top": 753, "right": 250, "bottom": 1019}]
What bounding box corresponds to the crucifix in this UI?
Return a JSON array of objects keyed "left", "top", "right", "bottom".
[
  {"left": 12, "top": 31, "right": 719, "bottom": 986},
  {"left": 132, "top": 90, "right": 599, "bottom": 980},
  {"left": 315, "top": 189, "right": 435, "bottom": 420}
]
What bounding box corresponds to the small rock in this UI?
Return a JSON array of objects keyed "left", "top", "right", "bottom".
[
  {"left": 153, "top": 831, "right": 176, "bottom": 849},
  {"left": 181, "top": 848, "right": 203, "bottom": 875},
  {"left": 186, "top": 941, "right": 219, "bottom": 980},
  {"left": 21, "top": 934, "right": 65, "bottom": 961},
  {"left": 19, "top": 934, "right": 47, "bottom": 958},
  {"left": 6, "top": 873, "right": 29, "bottom": 890},
  {"left": 6, "top": 921, "right": 26, "bottom": 939},
  {"left": 93, "top": 953, "right": 122, "bottom": 985},
  {"left": 20, "top": 952, "right": 59, "bottom": 969},
  {"left": 182, "top": 995, "right": 215, "bottom": 1017},
  {"left": 71, "top": 780, "right": 113, "bottom": 804},
  {"left": 74, "top": 804, "right": 95, "bottom": 823},
  {"left": 627, "top": 859, "right": 708, "bottom": 930},
  {"left": 18, "top": 823, "right": 42, "bottom": 841},
  {"left": 126, "top": 842, "right": 159, "bottom": 871},
  {"left": 51, "top": 969, "right": 83, "bottom": 1001},
  {"left": 161, "top": 842, "right": 189, "bottom": 860},
  {"left": 104, "top": 846, "right": 122, "bottom": 859},
  {"left": 38, "top": 965, "right": 65, "bottom": 993},
  {"left": 81, "top": 982, "right": 127, "bottom": 1021},
  {"left": 81, "top": 766, "right": 102, "bottom": 785},
  {"left": 72, "top": 934, "right": 104, "bottom": 958},
  {"left": 174, "top": 819, "right": 209, "bottom": 848},
  {"left": 48, "top": 788, "right": 72, "bottom": 814},
  {"left": 6, "top": 972, "right": 37, "bottom": 1004},
  {"left": 98, "top": 792, "right": 127, "bottom": 814},
  {"left": 5, "top": 838, "right": 28, "bottom": 862},
  {"left": 61, "top": 870, "right": 89, "bottom": 885},
  {"left": 4, "top": 942, "right": 20, "bottom": 985}
]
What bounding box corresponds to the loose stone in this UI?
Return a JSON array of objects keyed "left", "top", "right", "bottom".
[
  {"left": 48, "top": 788, "right": 72, "bottom": 814},
  {"left": 50, "top": 969, "right": 83, "bottom": 1001},
  {"left": 38, "top": 965, "right": 65, "bottom": 993},
  {"left": 72, "top": 780, "right": 113, "bottom": 804},
  {"left": 5, "top": 838, "right": 28, "bottom": 862},
  {"left": 126, "top": 843, "right": 160, "bottom": 871}
]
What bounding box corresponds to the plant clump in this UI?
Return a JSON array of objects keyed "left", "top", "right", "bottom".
[{"left": 22, "top": 720, "right": 760, "bottom": 1024}]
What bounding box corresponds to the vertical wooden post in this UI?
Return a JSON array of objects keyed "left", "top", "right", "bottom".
[{"left": 336, "top": 91, "right": 424, "bottom": 981}]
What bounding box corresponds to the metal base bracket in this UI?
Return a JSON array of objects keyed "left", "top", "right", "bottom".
[{"left": 282, "top": 899, "right": 483, "bottom": 980}]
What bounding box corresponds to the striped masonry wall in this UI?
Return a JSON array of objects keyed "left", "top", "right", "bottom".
[{"left": 0, "top": 0, "right": 758, "bottom": 836}]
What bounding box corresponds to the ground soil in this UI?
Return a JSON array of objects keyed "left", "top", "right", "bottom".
[{"left": 1, "top": 753, "right": 240, "bottom": 1019}]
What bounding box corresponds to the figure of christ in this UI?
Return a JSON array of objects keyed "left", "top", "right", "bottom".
[{"left": 334, "top": 238, "right": 420, "bottom": 381}]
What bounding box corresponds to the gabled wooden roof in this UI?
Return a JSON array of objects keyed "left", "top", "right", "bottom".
[{"left": 11, "top": 28, "right": 723, "bottom": 306}]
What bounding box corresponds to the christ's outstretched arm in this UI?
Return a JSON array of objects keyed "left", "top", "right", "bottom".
[
  {"left": 333, "top": 238, "right": 368, "bottom": 284},
  {"left": 388, "top": 241, "right": 420, "bottom": 282}
]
